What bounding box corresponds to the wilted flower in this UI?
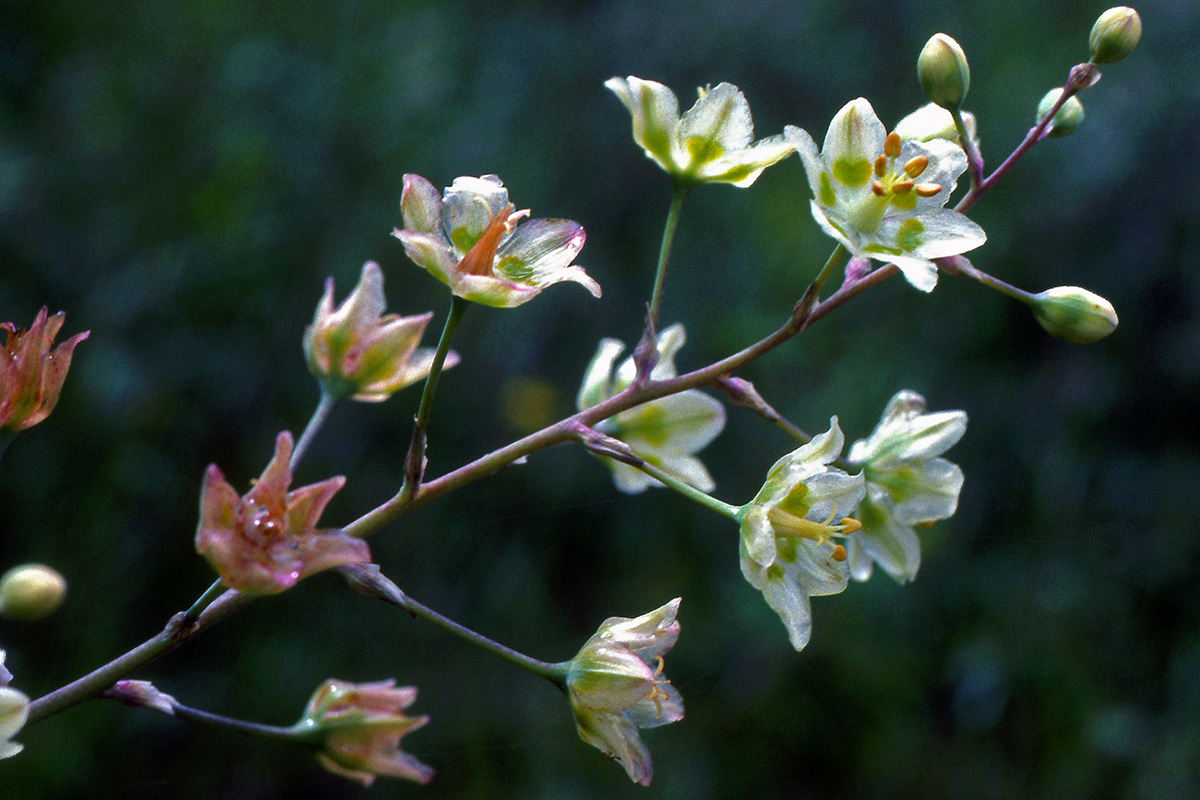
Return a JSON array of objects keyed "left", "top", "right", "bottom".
[
  {"left": 565, "top": 598, "right": 684, "bottom": 786},
  {"left": 736, "top": 420, "right": 866, "bottom": 651},
  {"left": 1, "top": 308, "right": 88, "bottom": 434},
  {"left": 786, "top": 98, "right": 986, "bottom": 292},
  {"left": 394, "top": 174, "right": 600, "bottom": 308},
  {"left": 0, "top": 651, "right": 29, "bottom": 759},
  {"left": 845, "top": 390, "right": 966, "bottom": 583},
  {"left": 295, "top": 679, "right": 432, "bottom": 786},
  {"left": 605, "top": 76, "right": 794, "bottom": 188},
  {"left": 194, "top": 431, "right": 369, "bottom": 594},
  {"left": 576, "top": 324, "right": 725, "bottom": 494},
  {"left": 304, "top": 262, "right": 453, "bottom": 402}
]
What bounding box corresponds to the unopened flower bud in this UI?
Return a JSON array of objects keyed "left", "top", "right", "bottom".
[
  {"left": 1089, "top": 7, "right": 1141, "bottom": 63},
  {"left": 0, "top": 564, "right": 67, "bottom": 620},
  {"left": 1031, "top": 286, "right": 1119, "bottom": 343},
  {"left": 1037, "top": 89, "right": 1085, "bottom": 137},
  {"left": 918, "top": 34, "right": 970, "bottom": 109}
]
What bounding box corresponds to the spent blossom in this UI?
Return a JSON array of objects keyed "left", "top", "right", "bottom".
[
  {"left": 845, "top": 390, "right": 966, "bottom": 583},
  {"left": 394, "top": 174, "right": 600, "bottom": 308},
  {"left": 565, "top": 598, "right": 684, "bottom": 785},
  {"left": 1, "top": 307, "right": 88, "bottom": 435},
  {"left": 194, "top": 431, "right": 369, "bottom": 594},
  {"left": 304, "top": 262, "right": 454, "bottom": 402},
  {"left": 576, "top": 323, "right": 725, "bottom": 494},
  {"left": 605, "top": 76, "right": 794, "bottom": 188},
  {"left": 786, "top": 98, "right": 986, "bottom": 292},
  {"left": 736, "top": 419, "right": 865, "bottom": 651},
  {"left": 294, "top": 679, "right": 433, "bottom": 786}
]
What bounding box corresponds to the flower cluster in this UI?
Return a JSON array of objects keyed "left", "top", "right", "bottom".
[
  {"left": 576, "top": 324, "right": 725, "bottom": 493},
  {"left": 394, "top": 174, "right": 600, "bottom": 308},
  {"left": 194, "top": 432, "right": 369, "bottom": 594},
  {"left": 565, "top": 598, "right": 684, "bottom": 785}
]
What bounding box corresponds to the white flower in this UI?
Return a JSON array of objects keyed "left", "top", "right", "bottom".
[
  {"left": 736, "top": 420, "right": 866, "bottom": 651},
  {"left": 566, "top": 598, "right": 684, "bottom": 785},
  {"left": 845, "top": 390, "right": 967, "bottom": 582},
  {"left": 785, "top": 98, "right": 986, "bottom": 291},
  {"left": 0, "top": 651, "right": 30, "bottom": 760},
  {"left": 606, "top": 77, "right": 794, "bottom": 187},
  {"left": 577, "top": 324, "right": 725, "bottom": 494}
]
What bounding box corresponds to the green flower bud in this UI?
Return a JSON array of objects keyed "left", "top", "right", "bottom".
[
  {"left": 918, "top": 34, "right": 970, "bottom": 109},
  {"left": 1030, "top": 286, "right": 1119, "bottom": 343},
  {"left": 1089, "top": 7, "right": 1142, "bottom": 63},
  {"left": 0, "top": 564, "right": 67, "bottom": 620},
  {"left": 1036, "top": 89, "right": 1085, "bottom": 137}
]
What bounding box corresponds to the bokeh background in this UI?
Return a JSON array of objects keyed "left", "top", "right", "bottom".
[{"left": 2, "top": 0, "right": 1196, "bottom": 798}]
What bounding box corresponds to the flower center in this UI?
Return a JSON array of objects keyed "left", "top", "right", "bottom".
[
  {"left": 767, "top": 506, "right": 861, "bottom": 562},
  {"left": 869, "top": 132, "right": 943, "bottom": 203},
  {"left": 456, "top": 204, "right": 529, "bottom": 277}
]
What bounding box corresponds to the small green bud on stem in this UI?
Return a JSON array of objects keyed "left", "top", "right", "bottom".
[
  {"left": 1037, "top": 89, "right": 1085, "bottom": 137},
  {"left": 1030, "top": 286, "right": 1119, "bottom": 343},
  {"left": 1089, "top": 7, "right": 1142, "bottom": 63},
  {"left": 0, "top": 564, "right": 67, "bottom": 620},
  {"left": 918, "top": 34, "right": 970, "bottom": 109}
]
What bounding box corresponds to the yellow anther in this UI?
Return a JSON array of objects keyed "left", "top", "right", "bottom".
[
  {"left": 903, "top": 155, "right": 929, "bottom": 178},
  {"left": 871, "top": 180, "right": 888, "bottom": 197},
  {"left": 918, "top": 520, "right": 936, "bottom": 529},
  {"left": 839, "top": 517, "right": 862, "bottom": 534},
  {"left": 914, "top": 182, "right": 943, "bottom": 197},
  {"left": 874, "top": 155, "right": 888, "bottom": 178},
  {"left": 884, "top": 132, "right": 901, "bottom": 159},
  {"left": 832, "top": 544, "right": 847, "bottom": 562},
  {"left": 892, "top": 180, "right": 914, "bottom": 195}
]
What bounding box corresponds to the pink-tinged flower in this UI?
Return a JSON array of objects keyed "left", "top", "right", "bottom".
[
  {"left": 393, "top": 174, "right": 600, "bottom": 308},
  {"left": 1, "top": 307, "right": 88, "bottom": 434},
  {"left": 565, "top": 598, "right": 684, "bottom": 785},
  {"left": 295, "top": 679, "right": 433, "bottom": 787},
  {"left": 304, "top": 262, "right": 455, "bottom": 401},
  {"left": 194, "top": 432, "right": 369, "bottom": 594}
]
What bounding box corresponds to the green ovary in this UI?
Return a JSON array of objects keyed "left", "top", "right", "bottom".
[{"left": 845, "top": 194, "right": 888, "bottom": 236}]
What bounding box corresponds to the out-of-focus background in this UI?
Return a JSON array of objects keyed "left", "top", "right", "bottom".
[{"left": 2, "top": 0, "right": 1196, "bottom": 798}]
